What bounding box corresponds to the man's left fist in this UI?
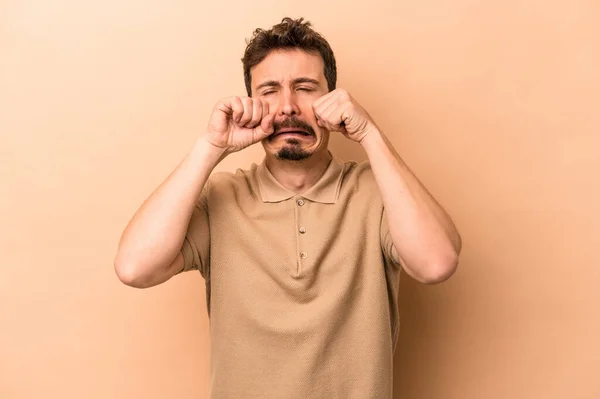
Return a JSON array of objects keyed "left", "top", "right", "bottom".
[{"left": 312, "top": 89, "right": 377, "bottom": 143}]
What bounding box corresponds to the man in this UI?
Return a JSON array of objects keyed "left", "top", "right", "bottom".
[{"left": 115, "top": 17, "right": 461, "bottom": 399}]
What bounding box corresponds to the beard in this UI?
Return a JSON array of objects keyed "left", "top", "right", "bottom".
[
  {"left": 275, "top": 138, "right": 312, "bottom": 161},
  {"left": 270, "top": 117, "right": 316, "bottom": 161}
]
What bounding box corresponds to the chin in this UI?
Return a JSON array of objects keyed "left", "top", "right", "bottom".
[
  {"left": 263, "top": 134, "right": 327, "bottom": 161},
  {"left": 272, "top": 139, "right": 312, "bottom": 161},
  {"left": 275, "top": 148, "right": 313, "bottom": 161}
]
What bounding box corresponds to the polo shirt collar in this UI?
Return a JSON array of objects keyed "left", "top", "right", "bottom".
[{"left": 256, "top": 153, "right": 344, "bottom": 204}]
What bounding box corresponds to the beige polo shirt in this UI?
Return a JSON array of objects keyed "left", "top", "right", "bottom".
[{"left": 180, "top": 153, "right": 402, "bottom": 399}]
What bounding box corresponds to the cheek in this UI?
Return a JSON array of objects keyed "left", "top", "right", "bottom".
[
  {"left": 299, "top": 103, "right": 321, "bottom": 127},
  {"left": 300, "top": 104, "right": 324, "bottom": 131},
  {"left": 263, "top": 97, "right": 278, "bottom": 112}
]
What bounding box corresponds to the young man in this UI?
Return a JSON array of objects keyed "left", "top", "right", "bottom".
[{"left": 115, "top": 17, "right": 461, "bottom": 399}]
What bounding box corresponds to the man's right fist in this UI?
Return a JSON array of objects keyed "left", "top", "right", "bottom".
[{"left": 204, "top": 96, "right": 276, "bottom": 154}]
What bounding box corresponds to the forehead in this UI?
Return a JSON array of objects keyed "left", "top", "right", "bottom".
[{"left": 251, "top": 49, "right": 326, "bottom": 87}]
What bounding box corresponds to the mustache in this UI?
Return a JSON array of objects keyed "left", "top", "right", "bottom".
[{"left": 272, "top": 117, "right": 316, "bottom": 136}]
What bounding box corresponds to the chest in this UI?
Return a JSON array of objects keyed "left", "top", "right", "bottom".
[
  {"left": 211, "top": 194, "right": 382, "bottom": 276},
  {"left": 204, "top": 191, "right": 392, "bottom": 342}
]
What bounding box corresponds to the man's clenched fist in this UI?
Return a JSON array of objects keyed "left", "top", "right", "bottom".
[
  {"left": 204, "top": 96, "right": 276, "bottom": 154},
  {"left": 312, "top": 89, "right": 377, "bottom": 143}
]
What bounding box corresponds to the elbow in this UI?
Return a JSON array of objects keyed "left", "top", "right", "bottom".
[
  {"left": 416, "top": 250, "right": 460, "bottom": 285},
  {"left": 114, "top": 254, "right": 152, "bottom": 289},
  {"left": 422, "top": 233, "right": 462, "bottom": 284}
]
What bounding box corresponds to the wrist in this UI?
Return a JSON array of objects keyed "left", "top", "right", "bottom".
[
  {"left": 192, "top": 136, "right": 229, "bottom": 166},
  {"left": 358, "top": 126, "right": 384, "bottom": 149}
]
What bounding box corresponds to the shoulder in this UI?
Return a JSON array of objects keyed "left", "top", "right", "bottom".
[
  {"left": 339, "top": 158, "right": 378, "bottom": 189},
  {"left": 205, "top": 163, "right": 260, "bottom": 198}
]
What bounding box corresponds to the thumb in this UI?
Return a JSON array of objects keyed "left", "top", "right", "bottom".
[{"left": 255, "top": 111, "right": 275, "bottom": 139}]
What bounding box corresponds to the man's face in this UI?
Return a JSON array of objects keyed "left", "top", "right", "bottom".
[{"left": 250, "top": 49, "right": 330, "bottom": 161}]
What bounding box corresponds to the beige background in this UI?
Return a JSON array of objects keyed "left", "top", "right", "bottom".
[{"left": 1, "top": 0, "right": 599, "bottom": 398}]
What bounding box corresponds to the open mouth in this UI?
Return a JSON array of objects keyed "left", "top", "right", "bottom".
[{"left": 272, "top": 129, "right": 313, "bottom": 137}]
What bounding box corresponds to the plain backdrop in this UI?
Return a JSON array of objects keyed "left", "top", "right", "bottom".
[{"left": 1, "top": 1, "right": 599, "bottom": 398}]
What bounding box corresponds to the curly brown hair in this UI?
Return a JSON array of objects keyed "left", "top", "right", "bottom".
[{"left": 241, "top": 17, "right": 337, "bottom": 96}]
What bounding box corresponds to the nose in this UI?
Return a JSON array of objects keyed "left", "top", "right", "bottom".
[{"left": 277, "top": 88, "right": 300, "bottom": 117}]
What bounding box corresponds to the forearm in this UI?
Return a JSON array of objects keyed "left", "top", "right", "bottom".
[
  {"left": 114, "top": 138, "right": 225, "bottom": 282},
  {"left": 360, "top": 129, "right": 461, "bottom": 283}
]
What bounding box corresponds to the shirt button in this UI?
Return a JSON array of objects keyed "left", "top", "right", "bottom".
[
  {"left": 300, "top": 252, "right": 308, "bottom": 259},
  {"left": 297, "top": 198, "right": 305, "bottom": 206},
  {"left": 299, "top": 227, "right": 306, "bottom": 234}
]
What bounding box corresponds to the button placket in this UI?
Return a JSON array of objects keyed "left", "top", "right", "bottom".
[{"left": 296, "top": 197, "right": 308, "bottom": 275}]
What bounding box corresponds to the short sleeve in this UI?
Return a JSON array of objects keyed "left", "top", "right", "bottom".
[
  {"left": 180, "top": 183, "right": 210, "bottom": 279},
  {"left": 380, "top": 207, "right": 402, "bottom": 267}
]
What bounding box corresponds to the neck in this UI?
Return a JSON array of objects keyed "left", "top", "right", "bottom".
[{"left": 265, "top": 150, "right": 333, "bottom": 194}]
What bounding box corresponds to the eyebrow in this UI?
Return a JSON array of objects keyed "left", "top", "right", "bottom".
[{"left": 255, "top": 77, "right": 321, "bottom": 91}]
